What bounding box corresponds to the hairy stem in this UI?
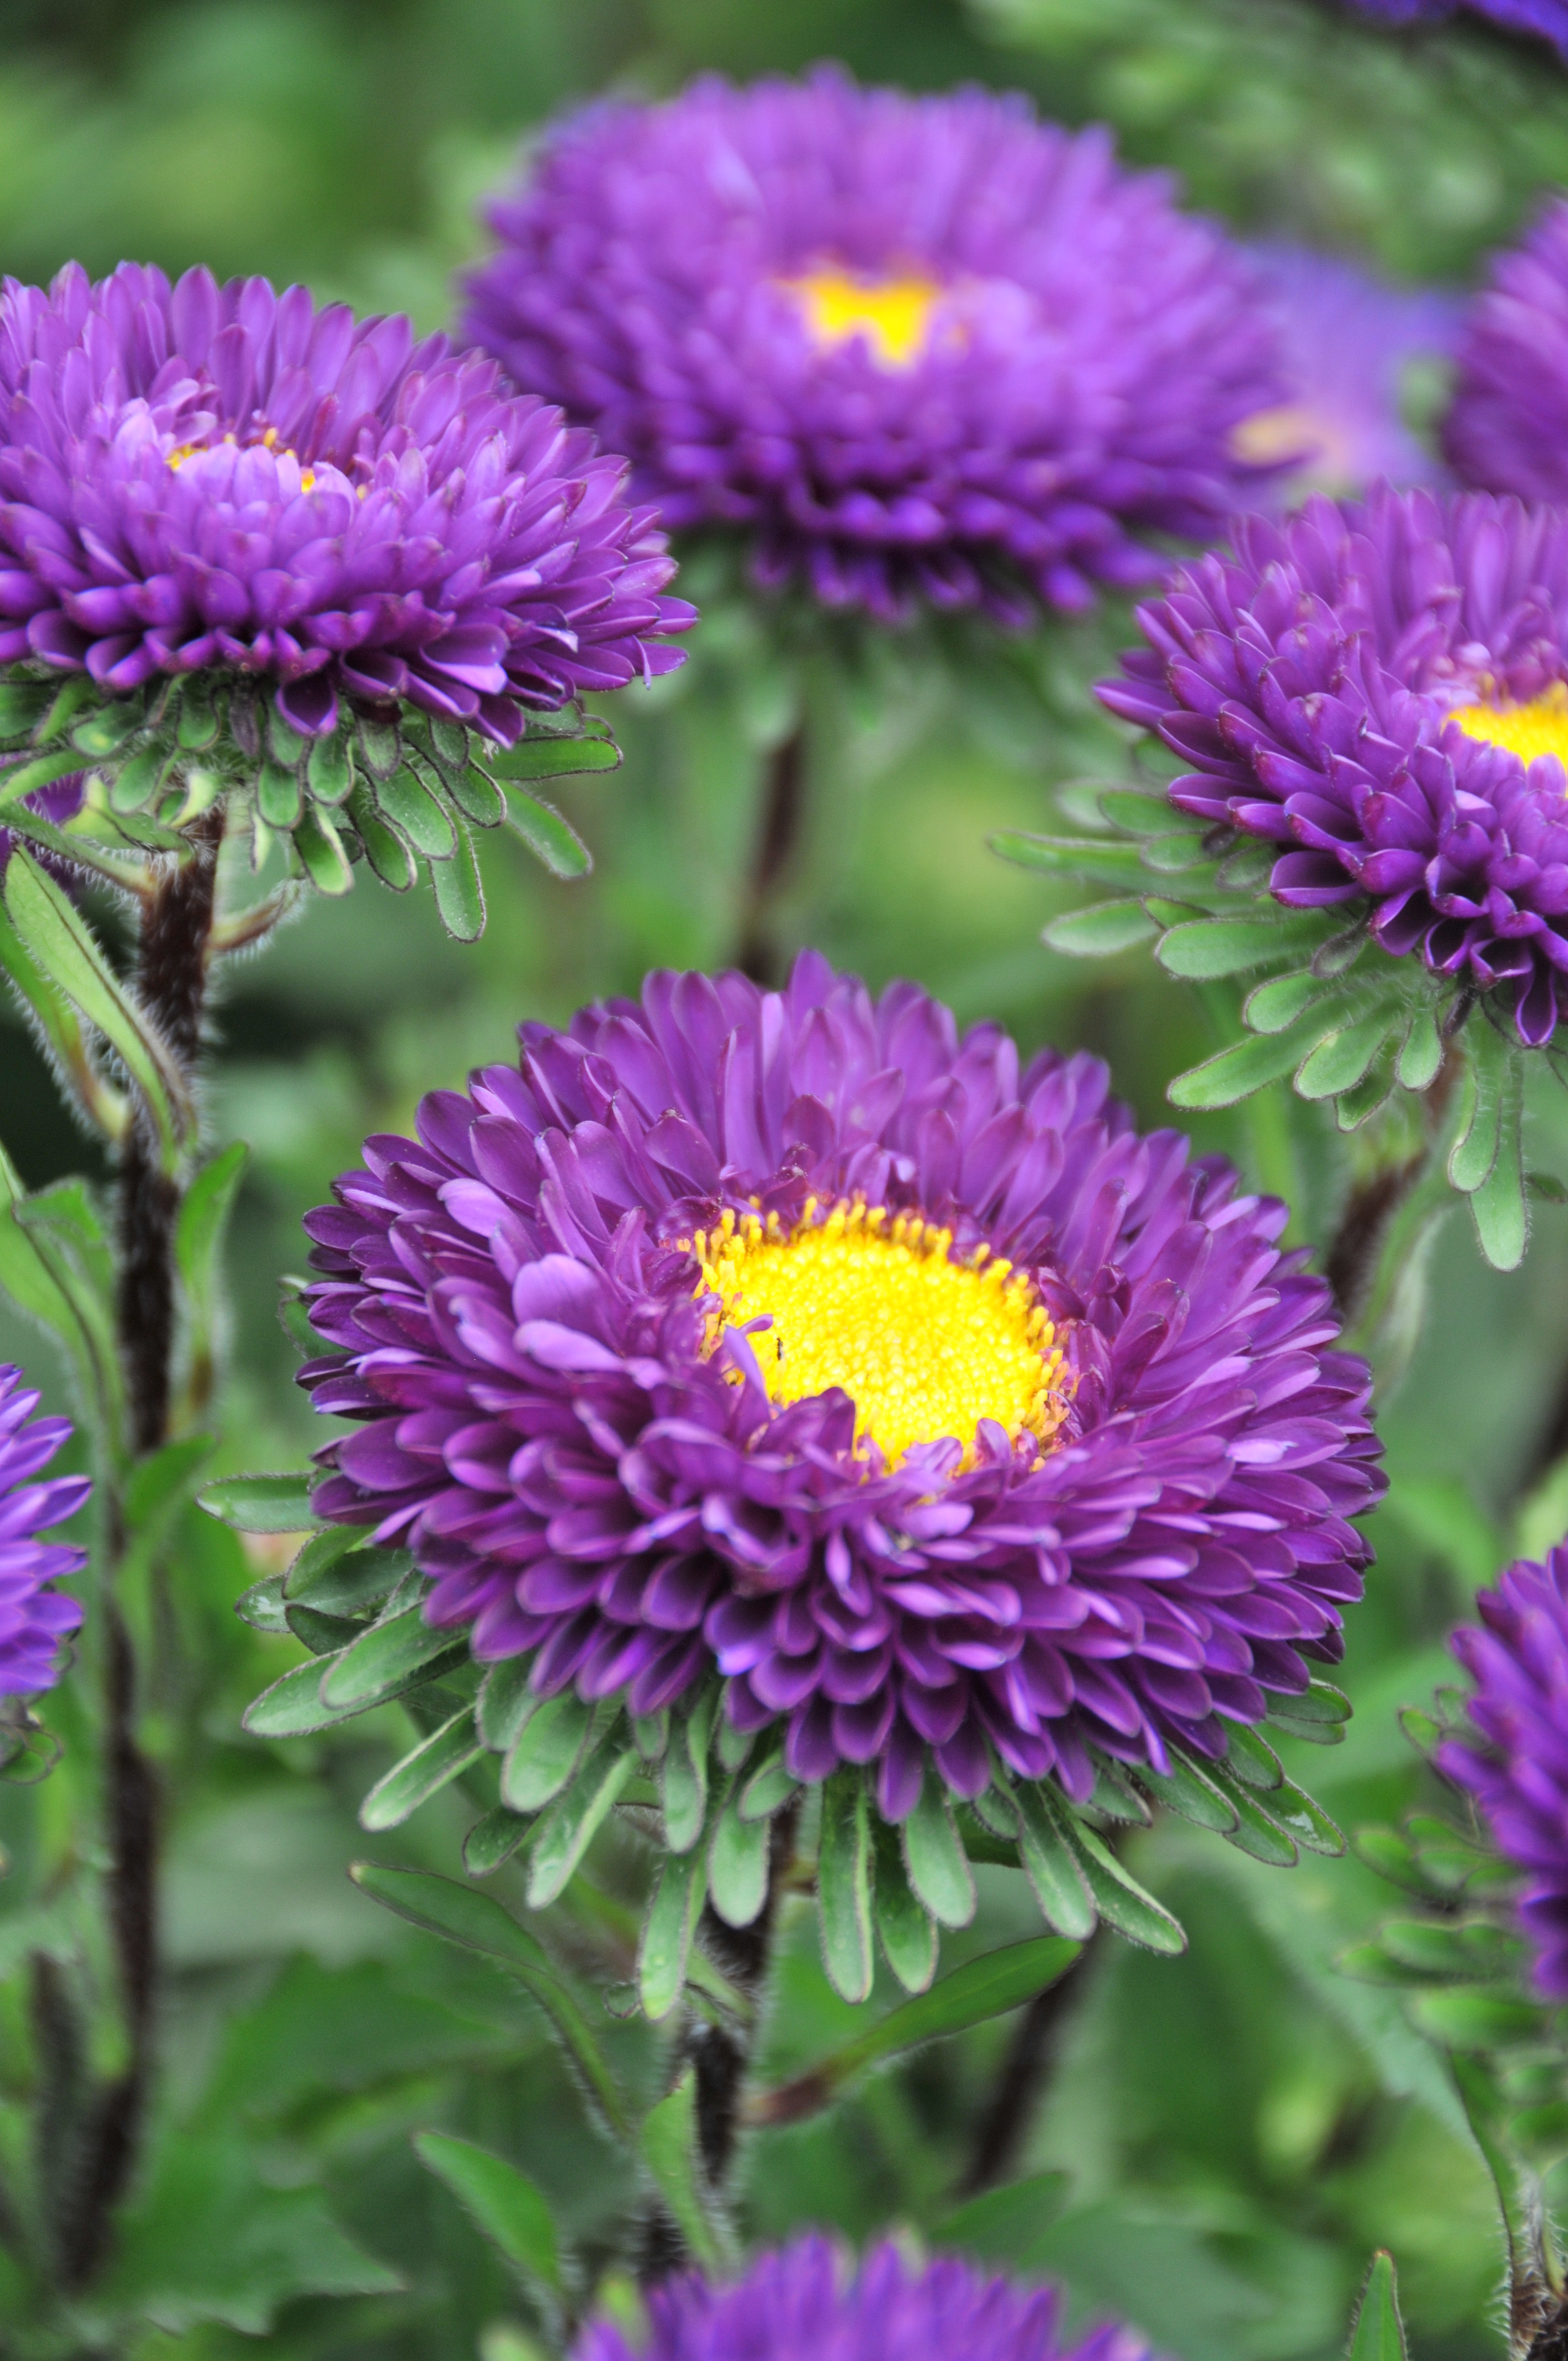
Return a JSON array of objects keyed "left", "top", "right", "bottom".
[
  {"left": 955, "top": 1934, "right": 1099, "bottom": 2198},
  {"left": 734, "top": 723, "right": 808, "bottom": 987}
]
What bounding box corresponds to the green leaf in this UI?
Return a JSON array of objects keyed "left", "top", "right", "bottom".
[
  {"left": 1471, "top": 1064, "right": 1527, "bottom": 1270},
  {"left": 464, "top": 1805, "right": 533, "bottom": 1879},
  {"left": 235, "top": 1573, "right": 289, "bottom": 1633},
  {"left": 1448, "top": 1021, "right": 1508, "bottom": 1194},
  {"left": 871, "top": 1816, "right": 938, "bottom": 1995},
  {"left": 902, "top": 1764, "right": 977, "bottom": 1930},
  {"left": 1133, "top": 1752, "right": 1239, "bottom": 1836},
  {"left": 1096, "top": 787, "right": 1195, "bottom": 837},
  {"left": 1244, "top": 969, "right": 1328, "bottom": 1035},
  {"left": 0, "top": 900, "right": 128, "bottom": 1141},
  {"left": 930, "top": 2170, "right": 1072, "bottom": 2263},
  {"left": 994, "top": 830, "right": 1153, "bottom": 891},
  {"left": 818, "top": 1767, "right": 874, "bottom": 2003},
  {"left": 6, "top": 850, "right": 194, "bottom": 1167},
  {"left": 242, "top": 1652, "right": 370, "bottom": 1738},
  {"left": 1158, "top": 913, "right": 1330, "bottom": 979},
  {"left": 0, "top": 679, "right": 55, "bottom": 736},
  {"left": 349, "top": 1865, "right": 631, "bottom": 2138},
  {"left": 490, "top": 726, "right": 620, "bottom": 782},
  {"left": 1168, "top": 1007, "right": 1340, "bottom": 1110},
  {"left": 1410, "top": 1989, "right": 1544, "bottom": 2049},
  {"left": 446, "top": 766, "right": 508, "bottom": 827},
  {"left": 502, "top": 1689, "right": 593, "bottom": 1813},
  {"left": 1397, "top": 1004, "right": 1444, "bottom": 1091},
  {"left": 738, "top": 1745, "right": 800, "bottom": 1823},
  {"left": 1042, "top": 898, "right": 1158, "bottom": 957},
  {"left": 1203, "top": 1763, "right": 1300, "bottom": 1865},
  {"left": 707, "top": 1785, "right": 770, "bottom": 1928},
  {"left": 640, "top": 1845, "right": 707, "bottom": 2022},
  {"left": 1224, "top": 1722, "right": 1285, "bottom": 1790},
  {"left": 1267, "top": 1679, "right": 1352, "bottom": 1735},
  {"left": 662, "top": 1692, "right": 714, "bottom": 1854},
  {"left": 285, "top": 1533, "right": 405, "bottom": 1618},
  {"left": 1012, "top": 1781, "right": 1096, "bottom": 1939},
  {"left": 1295, "top": 1003, "right": 1400, "bottom": 1101},
  {"left": 1043, "top": 1793, "right": 1185, "bottom": 1954},
  {"left": 124, "top": 1431, "right": 216, "bottom": 1532},
  {"left": 639, "top": 2072, "right": 728, "bottom": 2274},
  {"left": 320, "top": 1600, "right": 469, "bottom": 1711},
  {"left": 293, "top": 805, "right": 354, "bottom": 896},
  {"left": 376, "top": 764, "right": 455, "bottom": 857},
  {"left": 504, "top": 787, "right": 593, "bottom": 879},
  {"left": 1347, "top": 2252, "right": 1407, "bottom": 2361},
  {"left": 306, "top": 731, "right": 355, "bottom": 807},
  {"left": 0, "top": 746, "right": 95, "bottom": 807},
  {"left": 478, "top": 1656, "right": 539, "bottom": 1753},
  {"left": 430, "top": 817, "right": 487, "bottom": 940},
  {"left": 347, "top": 780, "right": 417, "bottom": 890},
  {"left": 257, "top": 759, "right": 303, "bottom": 830},
  {"left": 412, "top": 2131, "right": 563, "bottom": 2297},
  {"left": 199, "top": 1470, "right": 314, "bottom": 1532},
  {"left": 359, "top": 1705, "right": 485, "bottom": 1832},
  {"left": 525, "top": 1729, "right": 637, "bottom": 1908}
]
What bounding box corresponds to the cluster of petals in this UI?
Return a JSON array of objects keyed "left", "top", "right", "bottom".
[
  {"left": 1100, "top": 485, "right": 1568, "bottom": 1046},
  {"left": 462, "top": 71, "right": 1284, "bottom": 625},
  {"left": 300, "top": 953, "right": 1380, "bottom": 1813},
  {"left": 1445, "top": 198, "right": 1568, "bottom": 502},
  {"left": 573, "top": 2236, "right": 1156, "bottom": 2361},
  {"left": 1441, "top": 1545, "right": 1568, "bottom": 1997},
  {"left": 0, "top": 1364, "right": 88, "bottom": 1697},
  {"left": 1347, "top": 0, "right": 1568, "bottom": 48},
  {"left": 0, "top": 262, "right": 692, "bottom": 743}
]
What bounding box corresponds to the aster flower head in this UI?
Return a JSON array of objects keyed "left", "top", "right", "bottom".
[
  {"left": 1439, "top": 1545, "right": 1568, "bottom": 1996},
  {"left": 461, "top": 70, "right": 1286, "bottom": 627},
  {"left": 573, "top": 2236, "right": 1157, "bottom": 2361},
  {"left": 0, "top": 1364, "right": 88, "bottom": 1700},
  {"left": 1237, "top": 246, "right": 1458, "bottom": 501},
  {"left": 0, "top": 261, "right": 692, "bottom": 925},
  {"left": 1446, "top": 198, "right": 1568, "bottom": 502},
  {"left": 288, "top": 954, "right": 1379, "bottom": 1988},
  {"left": 1345, "top": 0, "right": 1568, "bottom": 50}
]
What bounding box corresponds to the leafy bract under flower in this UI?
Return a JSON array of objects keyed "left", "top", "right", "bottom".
[
  {"left": 574, "top": 2236, "right": 1155, "bottom": 2361},
  {"left": 1446, "top": 196, "right": 1568, "bottom": 502},
  {"left": 1100, "top": 485, "right": 1568, "bottom": 1046},
  {"left": 1441, "top": 1545, "right": 1568, "bottom": 1997},
  {"left": 0, "top": 1363, "right": 88, "bottom": 1697},
  {"left": 299, "top": 954, "right": 1380, "bottom": 1815},
  {"left": 0, "top": 262, "right": 692, "bottom": 745},
  {"left": 462, "top": 70, "right": 1285, "bottom": 625}
]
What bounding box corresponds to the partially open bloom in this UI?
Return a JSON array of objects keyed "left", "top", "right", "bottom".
[
  {"left": 300, "top": 955, "right": 1379, "bottom": 1812},
  {"left": 1441, "top": 1546, "right": 1568, "bottom": 1996},
  {"left": 462, "top": 71, "right": 1284, "bottom": 624},
  {"left": 1238, "top": 245, "right": 1457, "bottom": 499},
  {"left": 0, "top": 1364, "right": 88, "bottom": 1696},
  {"left": 1346, "top": 0, "right": 1568, "bottom": 50},
  {"left": 1446, "top": 198, "right": 1568, "bottom": 502},
  {"left": 1100, "top": 485, "right": 1568, "bottom": 1046},
  {"left": 574, "top": 2237, "right": 1156, "bottom": 2361},
  {"left": 0, "top": 262, "right": 691, "bottom": 743}
]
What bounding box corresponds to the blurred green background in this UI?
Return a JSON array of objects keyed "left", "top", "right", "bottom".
[{"left": 3, "top": 1, "right": 1568, "bottom": 2355}]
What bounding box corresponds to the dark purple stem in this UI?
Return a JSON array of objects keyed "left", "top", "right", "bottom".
[
  {"left": 734, "top": 723, "right": 808, "bottom": 988},
  {"left": 955, "top": 1934, "right": 1099, "bottom": 2197}
]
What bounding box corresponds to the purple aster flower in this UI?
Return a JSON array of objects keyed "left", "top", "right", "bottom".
[
  {"left": 573, "top": 2236, "right": 1157, "bottom": 2361},
  {"left": 1236, "top": 246, "right": 1458, "bottom": 499},
  {"left": 1446, "top": 199, "right": 1568, "bottom": 503},
  {"left": 0, "top": 770, "right": 85, "bottom": 881},
  {"left": 1343, "top": 0, "right": 1568, "bottom": 51},
  {"left": 460, "top": 70, "right": 1286, "bottom": 625},
  {"left": 0, "top": 1363, "right": 89, "bottom": 1697},
  {"left": 1439, "top": 1546, "right": 1568, "bottom": 1997},
  {"left": 1099, "top": 484, "right": 1568, "bottom": 1048},
  {"left": 0, "top": 261, "right": 692, "bottom": 745},
  {"left": 298, "top": 953, "right": 1380, "bottom": 1813}
]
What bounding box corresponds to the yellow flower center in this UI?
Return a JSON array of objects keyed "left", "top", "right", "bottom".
[
  {"left": 166, "top": 425, "right": 315, "bottom": 491},
  {"left": 692, "top": 1198, "right": 1067, "bottom": 1468},
  {"left": 1449, "top": 684, "right": 1568, "bottom": 768},
  {"left": 780, "top": 266, "right": 946, "bottom": 369}
]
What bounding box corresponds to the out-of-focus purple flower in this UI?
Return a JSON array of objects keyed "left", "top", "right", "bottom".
[
  {"left": 299, "top": 953, "right": 1380, "bottom": 1813},
  {"left": 0, "top": 262, "right": 692, "bottom": 746},
  {"left": 461, "top": 70, "right": 1285, "bottom": 626},
  {"left": 0, "top": 770, "right": 85, "bottom": 881},
  {"left": 1344, "top": 0, "right": 1568, "bottom": 53},
  {"left": 1446, "top": 199, "right": 1568, "bottom": 502},
  {"left": 573, "top": 2236, "right": 1158, "bottom": 2361},
  {"left": 1441, "top": 1546, "right": 1568, "bottom": 1996},
  {"left": 0, "top": 1364, "right": 88, "bottom": 1697},
  {"left": 1100, "top": 485, "right": 1568, "bottom": 1047},
  {"left": 1236, "top": 245, "right": 1458, "bottom": 498}
]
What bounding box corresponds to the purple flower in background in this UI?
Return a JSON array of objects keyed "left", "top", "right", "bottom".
[
  {"left": 0, "top": 1364, "right": 88, "bottom": 1697},
  {"left": 0, "top": 262, "right": 692, "bottom": 746},
  {"left": 1236, "top": 246, "right": 1458, "bottom": 499},
  {"left": 462, "top": 70, "right": 1285, "bottom": 625},
  {"left": 1446, "top": 199, "right": 1568, "bottom": 502},
  {"left": 1344, "top": 0, "right": 1568, "bottom": 51},
  {"left": 0, "top": 771, "right": 85, "bottom": 881},
  {"left": 573, "top": 2237, "right": 1158, "bottom": 2361},
  {"left": 1441, "top": 1546, "right": 1568, "bottom": 1996},
  {"left": 300, "top": 953, "right": 1379, "bottom": 1813},
  {"left": 1100, "top": 486, "right": 1568, "bottom": 1046}
]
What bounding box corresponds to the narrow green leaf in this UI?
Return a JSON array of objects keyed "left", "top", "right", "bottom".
[
  {"left": 447, "top": 767, "right": 507, "bottom": 828},
  {"left": 175, "top": 681, "right": 220, "bottom": 751},
  {"left": 1, "top": 746, "right": 96, "bottom": 807},
  {"left": 640, "top": 1845, "right": 707, "bottom": 2022},
  {"left": 502, "top": 1690, "right": 592, "bottom": 1813},
  {"left": 1224, "top": 1722, "right": 1285, "bottom": 1790},
  {"left": 0, "top": 680, "right": 55, "bottom": 736},
  {"left": 639, "top": 2072, "right": 726, "bottom": 2274},
  {"left": 1347, "top": 2253, "right": 1407, "bottom": 2361},
  {"left": 871, "top": 1817, "right": 938, "bottom": 1995},
  {"left": 430, "top": 819, "right": 487, "bottom": 941},
  {"left": 107, "top": 742, "right": 169, "bottom": 814},
  {"left": 993, "top": 831, "right": 1152, "bottom": 891},
  {"left": 1471, "top": 1065, "right": 1527, "bottom": 1270},
  {"left": 738, "top": 1747, "right": 800, "bottom": 1823},
  {"left": 525, "top": 1732, "right": 637, "bottom": 1908},
  {"left": 464, "top": 1806, "right": 533, "bottom": 1878},
  {"left": 503, "top": 788, "right": 591, "bottom": 880},
  {"left": 413, "top": 2132, "right": 563, "bottom": 2296},
  {"left": 347, "top": 780, "right": 417, "bottom": 890},
  {"left": 285, "top": 1534, "right": 405, "bottom": 1617},
  {"left": 357, "top": 714, "right": 401, "bottom": 779},
  {"left": 199, "top": 1470, "right": 314, "bottom": 1532},
  {"left": 1041, "top": 898, "right": 1157, "bottom": 957},
  {"left": 1204, "top": 1762, "right": 1300, "bottom": 1866},
  {"left": 1448, "top": 1021, "right": 1508, "bottom": 1194},
  {"left": 1042, "top": 1793, "right": 1185, "bottom": 1955},
  {"left": 477, "top": 1657, "right": 538, "bottom": 1754},
  {"left": 1397, "top": 1004, "right": 1444, "bottom": 1091},
  {"left": 1133, "top": 1752, "right": 1239, "bottom": 1836},
  {"left": 1244, "top": 969, "right": 1327, "bottom": 1035},
  {"left": 1158, "top": 913, "right": 1329, "bottom": 979},
  {"left": 1295, "top": 1004, "right": 1399, "bottom": 1101},
  {"left": 1096, "top": 787, "right": 1195, "bottom": 837},
  {"left": 0, "top": 901, "right": 128, "bottom": 1141},
  {"left": 818, "top": 1768, "right": 874, "bottom": 2003},
  {"left": 243, "top": 1652, "right": 370, "bottom": 1738},
  {"left": 376, "top": 765, "right": 455, "bottom": 857},
  {"left": 1169, "top": 1006, "right": 1340, "bottom": 1110},
  {"left": 1269, "top": 1679, "right": 1352, "bottom": 1730},
  {"left": 349, "top": 1865, "right": 630, "bottom": 2138},
  {"left": 490, "top": 728, "right": 620, "bottom": 782},
  {"left": 662, "top": 1693, "right": 714, "bottom": 1854},
  {"left": 1012, "top": 1781, "right": 1096, "bottom": 1939},
  {"left": 1410, "top": 1988, "right": 1544, "bottom": 2049},
  {"left": 293, "top": 805, "right": 354, "bottom": 896},
  {"left": 707, "top": 1786, "right": 769, "bottom": 1928},
  {"left": 236, "top": 1573, "right": 289, "bottom": 1634},
  {"left": 930, "top": 2170, "right": 1072, "bottom": 2263},
  {"left": 359, "top": 1706, "right": 484, "bottom": 1832},
  {"left": 320, "top": 1601, "right": 468, "bottom": 1710},
  {"left": 257, "top": 760, "right": 303, "bottom": 830},
  {"left": 305, "top": 732, "right": 355, "bottom": 807},
  {"left": 902, "top": 1765, "right": 977, "bottom": 1931},
  {"left": 175, "top": 1142, "right": 248, "bottom": 1333},
  {"left": 1259, "top": 1776, "right": 1345, "bottom": 1857},
  {"left": 287, "top": 1601, "right": 362, "bottom": 1656}
]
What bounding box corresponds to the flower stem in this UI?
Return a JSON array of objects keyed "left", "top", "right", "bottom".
[
  {"left": 734, "top": 723, "right": 808, "bottom": 986},
  {"left": 954, "top": 1932, "right": 1099, "bottom": 2197}
]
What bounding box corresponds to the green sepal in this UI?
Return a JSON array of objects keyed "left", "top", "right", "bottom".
[
  {"left": 1448, "top": 1019, "right": 1508, "bottom": 1193},
  {"left": 526, "top": 1729, "right": 638, "bottom": 1908},
  {"left": 503, "top": 788, "right": 592, "bottom": 879},
  {"left": 199, "top": 1470, "right": 315, "bottom": 1532},
  {"left": 1042, "top": 898, "right": 1159, "bottom": 957},
  {"left": 1471, "top": 1064, "right": 1527, "bottom": 1271},
  {"left": 257, "top": 759, "right": 304, "bottom": 830},
  {"left": 430, "top": 819, "right": 486, "bottom": 941},
  {"left": 818, "top": 1768, "right": 874, "bottom": 2003},
  {"left": 902, "top": 1762, "right": 978, "bottom": 1929},
  {"left": 319, "top": 1600, "right": 469, "bottom": 1711},
  {"left": 707, "top": 1783, "right": 770, "bottom": 1928},
  {"left": 359, "top": 1705, "right": 485, "bottom": 1832},
  {"left": 489, "top": 720, "right": 620, "bottom": 783},
  {"left": 738, "top": 1742, "right": 799, "bottom": 1822},
  {"left": 376, "top": 763, "right": 455, "bottom": 857},
  {"left": 1295, "top": 1001, "right": 1401, "bottom": 1101},
  {"left": 1011, "top": 1780, "right": 1096, "bottom": 1940},
  {"left": 464, "top": 1805, "right": 534, "bottom": 1879},
  {"left": 662, "top": 1691, "right": 715, "bottom": 1854},
  {"left": 1133, "top": 1750, "right": 1239, "bottom": 1835},
  {"left": 305, "top": 730, "right": 355, "bottom": 807},
  {"left": 501, "top": 1690, "right": 593, "bottom": 1813},
  {"left": 235, "top": 1573, "right": 289, "bottom": 1634},
  {"left": 243, "top": 1651, "right": 369, "bottom": 1738},
  {"left": 283, "top": 1531, "right": 404, "bottom": 1617},
  {"left": 347, "top": 780, "right": 417, "bottom": 890},
  {"left": 1410, "top": 1988, "right": 1546, "bottom": 2049},
  {"left": 1347, "top": 2252, "right": 1407, "bottom": 2361},
  {"left": 639, "top": 1845, "right": 707, "bottom": 2022},
  {"left": 1157, "top": 911, "right": 1332, "bottom": 980},
  {"left": 871, "top": 1816, "right": 938, "bottom": 1994},
  {"left": 285, "top": 1603, "right": 362, "bottom": 1656},
  {"left": 477, "top": 1657, "right": 538, "bottom": 1753},
  {"left": 1042, "top": 1790, "right": 1185, "bottom": 1955},
  {"left": 293, "top": 805, "right": 354, "bottom": 896},
  {"left": 1223, "top": 1722, "right": 1285, "bottom": 1790}
]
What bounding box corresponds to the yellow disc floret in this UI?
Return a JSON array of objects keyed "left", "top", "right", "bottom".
[
  {"left": 691, "top": 1199, "right": 1067, "bottom": 1468},
  {"left": 779, "top": 266, "right": 946, "bottom": 370},
  {"left": 1449, "top": 683, "right": 1568, "bottom": 767}
]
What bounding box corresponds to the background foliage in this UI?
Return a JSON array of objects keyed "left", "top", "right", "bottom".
[{"left": 1, "top": 1, "right": 1566, "bottom": 2355}]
